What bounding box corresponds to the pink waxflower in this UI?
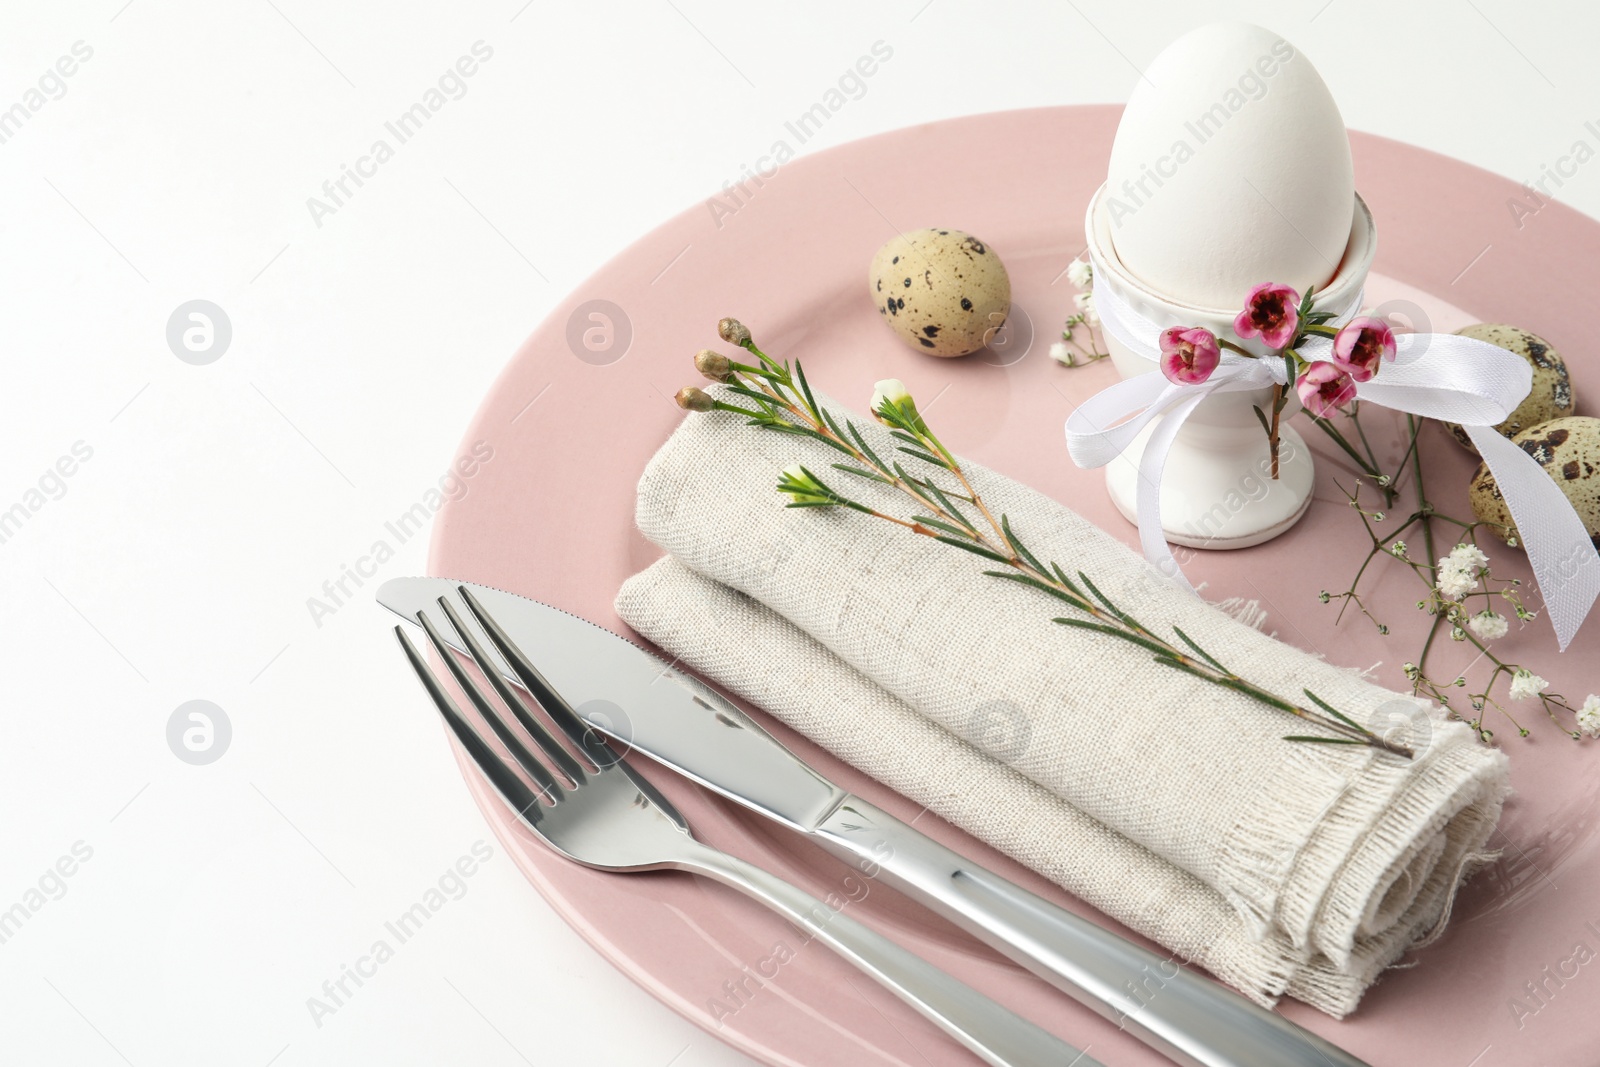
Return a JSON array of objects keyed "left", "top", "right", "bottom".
[
  {"left": 1331, "top": 316, "right": 1397, "bottom": 382},
  {"left": 1159, "top": 326, "right": 1221, "bottom": 385},
  {"left": 1233, "top": 282, "right": 1301, "bottom": 350},
  {"left": 1296, "top": 361, "right": 1358, "bottom": 417}
]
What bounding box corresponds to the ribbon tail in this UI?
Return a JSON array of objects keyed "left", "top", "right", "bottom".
[
  {"left": 1066, "top": 374, "right": 1188, "bottom": 469},
  {"left": 1134, "top": 390, "right": 1209, "bottom": 593},
  {"left": 1467, "top": 425, "right": 1600, "bottom": 650}
]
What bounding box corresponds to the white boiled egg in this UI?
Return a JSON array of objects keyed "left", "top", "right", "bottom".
[{"left": 1104, "top": 22, "right": 1355, "bottom": 310}]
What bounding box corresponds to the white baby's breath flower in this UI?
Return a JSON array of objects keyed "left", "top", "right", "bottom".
[
  {"left": 1508, "top": 668, "right": 1548, "bottom": 702},
  {"left": 1577, "top": 694, "right": 1600, "bottom": 738},
  {"left": 1049, "top": 341, "right": 1073, "bottom": 366},
  {"left": 1435, "top": 558, "right": 1476, "bottom": 601},
  {"left": 1467, "top": 610, "right": 1509, "bottom": 641},
  {"left": 1449, "top": 543, "right": 1490, "bottom": 575},
  {"left": 1066, "top": 257, "right": 1093, "bottom": 288},
  {"left": 1072, "top": 289, "right": 1100, "bottom": 326}
]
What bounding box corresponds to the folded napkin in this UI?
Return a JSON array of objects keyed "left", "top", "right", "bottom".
[{"left": 615, "top": 387, "right": 1510, "bottom": 1015}]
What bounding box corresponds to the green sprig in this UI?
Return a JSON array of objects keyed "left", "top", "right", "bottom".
[{"left": 678, "top": 318, "right": 1415, "bottom": 759}]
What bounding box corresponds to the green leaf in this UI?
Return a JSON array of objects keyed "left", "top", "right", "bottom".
[
  {"left": 1252, "top": 404, "right": 1272, "bottom": 437},
  {"left": 1301, "top": 689, "right": 1366, "bottom": 733},
  {"left": 845, "top": 420, "right": 889, "bottom": 473},
  {"left": 1055, "top": 617, "right": 1172, "bottom": 657},
  {"left": 1171, "top": 625, "right": 1228, "bottom": 673},
  {"left": 820, "top": 407, "right": 851, "bottom": 445},
  {"left": 1050, "top": 561, "right": 1084, "bottom": 598},
  {"left": 873, "top": 405, "right": 910, "bottom": 433},
  {"left": 1076, "top": 570, "right": 1137, "bottom": 629},
  {"left": 793, "top": 360, "right": 821, "bottom": 420},
  {"left": 916, "top": 515, "right": 979, "bottom": 538},
  {"left": 1152, "top": 653, "right": 1208, "bottom": 679},
  {"left": 983, "top": 570, "right": 1079, "bottom": 606},
  {"left": 759, "top": 422, "right": 856, "bottom": 457},
  {"left": 831, "top": 464, "right": 894, "bottom": 485},
  {"left": 1001, "top": 515, "right": 1046, "bottom": 574},
  {"left": 756, "top": 421, "right": 811, "bottom": 437},
  {"left": 897, "top": 445, "right": 947, "bottom": 468},
  {"left": 725, "top": 383, "right": 779, "bottom": 407},
  {"left": 919, "top": 477, "right": 976, "bottom": 532},
  {"left": 813, "top": 434, "right": 858, "bottom": 458},
  {"left": 890, "top": 462, "right": 940, "bottom": 510},
  {"left": 931, "top": 535, "right": 1011, "bottom": 563},
  {"left": 1282, "top": 736, "right": 1365, "bottom": 746}
]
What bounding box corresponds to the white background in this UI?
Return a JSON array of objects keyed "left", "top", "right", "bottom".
[{"left": 2, "top": 2, "right": 1595, "bottom": 1064}]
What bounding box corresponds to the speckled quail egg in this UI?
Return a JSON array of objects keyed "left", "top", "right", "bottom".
[
  {"left": 869, "top": 228, "right": 1010, "bottom": 358},
  {"left": 1469, "top": 416, "right": 1600, "bottom": 545},
  {"left": 1447, "top": 324, "right": 1574, "bottom": 454}
]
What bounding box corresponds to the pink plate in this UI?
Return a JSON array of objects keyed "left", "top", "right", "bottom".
[{"left": 430, "top": 106, "right": 1600, "bottom": 1066}]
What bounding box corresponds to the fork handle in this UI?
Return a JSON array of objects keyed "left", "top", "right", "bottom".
[
  {"left": 813, "top": 797, "right": 1371, "bottom": 1067},
  {"left": 676, "top": 839, "right": 1102, "bottom": 1067}
]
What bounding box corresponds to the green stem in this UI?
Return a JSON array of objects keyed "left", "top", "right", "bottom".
[
  {"left": 1308, "top": 416, "right": 1383, "bottom": 478},
  {"left": 1350, "top": 409, "right": 1391, "bottom": 504}
]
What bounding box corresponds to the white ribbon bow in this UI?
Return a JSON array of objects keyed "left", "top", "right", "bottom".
[{"left": 1066, "top": 276, "right": 1600, "bottom": 650}]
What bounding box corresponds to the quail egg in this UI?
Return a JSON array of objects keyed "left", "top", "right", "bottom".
[
  {"left": 1447, "top": 324, "right": 1574, "bottom": 454},
  {"left": 870, "top": 228, "right": 1010, "bottom": 358},
  {"left": 1469, "top": 416, "right": 1600, "bottom": 545}
]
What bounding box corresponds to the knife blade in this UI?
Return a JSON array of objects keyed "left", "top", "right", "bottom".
[{"left": 377, "top": 575, "right": 1372, "bottom": 1067}]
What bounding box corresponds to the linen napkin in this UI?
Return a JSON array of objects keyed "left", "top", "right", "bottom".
[{"left": 615, "top": 387, "right": 1510, "bottom": 1015}]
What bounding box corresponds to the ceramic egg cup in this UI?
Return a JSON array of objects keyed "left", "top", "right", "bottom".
[{"left": 1084, "top": 184, "right": 1377, "bottom": 549}]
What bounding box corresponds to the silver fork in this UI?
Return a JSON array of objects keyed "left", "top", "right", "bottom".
[{"left": 395, "top": 595, "right": 1102, "bottom": 1067}]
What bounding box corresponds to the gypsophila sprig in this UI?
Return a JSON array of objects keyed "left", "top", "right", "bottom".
[
  {"left": 678, "top": 318, "right": 1415, "bottom": 760},
  {"left": 1578, "top": 695, "right": 1600, "bottom": 738},
  {"left": 1052, "top": 258, "right": 1110, "bottom": 367},
  {"left": 1318, "top": 411, "right": 1585, "bottom": 742}
]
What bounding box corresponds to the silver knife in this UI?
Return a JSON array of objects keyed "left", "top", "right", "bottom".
[{"left": 378, "top": 576, "right": 1370, "bottom": 1067}]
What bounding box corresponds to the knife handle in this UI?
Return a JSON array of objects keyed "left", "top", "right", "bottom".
[
  {"left": 677, "top": 838, "right": 1104, "bottom": 1067},
  {"left": 813, "top": 797, "right": 1370, "bottom": 1067}
]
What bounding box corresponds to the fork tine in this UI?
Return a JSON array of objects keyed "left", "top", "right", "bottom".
[
  {"left": 434, "top": 596, "right": 588, "bottom": 784},
  {"left": 415, "top": 610, "right": 564, "bottom": 801},
  {"left": 394, "top": 626, "right": 549, "bottom": 825},
  {"left": 457, "top": 585, "right": 616, "bottom": 768}
]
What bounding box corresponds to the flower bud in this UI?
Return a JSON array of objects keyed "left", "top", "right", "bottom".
[
  {"left": 718, "top": 317, "right": 751, "bottom": 347},
  {"left": 675, "top": 386, "right": 714, "bottom": 412},
  {"left": 871, "top": 378, "right": 927, "bottom": 432},
  {"left": 777, "top": 463, "right": 836, "bottom": 507},
  {"left": 1158, "top": 326, "right": 1220, "bottom": 385},
  {"left": 694, "top": 349, "right": 733, "bottom": 382},
  {"left": 871, "top": 378, "right": 911, "bottom": 412}
]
